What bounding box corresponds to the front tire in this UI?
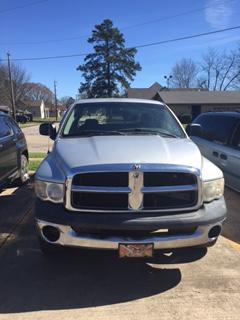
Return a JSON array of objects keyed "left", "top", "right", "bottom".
[{"left": 17, "top": 154, "right": 29, "bottom": 185}]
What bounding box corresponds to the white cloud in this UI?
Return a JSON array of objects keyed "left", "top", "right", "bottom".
[{"left": 205, "top": 0, "right": 233, "bottom": 28}]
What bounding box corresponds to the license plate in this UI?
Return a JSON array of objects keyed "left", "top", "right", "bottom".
[{"left": 119, "top": 243, "right": 153, "bottom": 258}]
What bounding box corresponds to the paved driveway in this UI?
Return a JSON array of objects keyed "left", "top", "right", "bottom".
[
  {"left": 0, "top": 184, "right": 239, "bottom": 320},
  {"left": 22, "top": 126, "right": 53, "bottom": 153}
]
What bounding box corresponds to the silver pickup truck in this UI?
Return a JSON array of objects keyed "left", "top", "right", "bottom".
[{"left": 34, "top": 99, "right": 226, "bottom": 258}]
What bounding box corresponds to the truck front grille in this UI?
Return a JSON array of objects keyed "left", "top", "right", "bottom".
[
  {"left": 144, "top": 191, "right": 197, "bottom": 210},
  {"left": 144, "top": 172, "right": 196, "bottom": 186},
  {"left": 72, "top": 192, "right": 128, "bottom": 210},
  {"left": 72, "top": 172, "right": 128, "bottom": 187},
  {"left": 68, "top": 165, "right": 200, "bottom": 213}
]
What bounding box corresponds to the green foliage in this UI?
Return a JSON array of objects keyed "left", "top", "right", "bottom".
[
  {"left": 77, "top": 19, "right": 141, "bottom": 98},
  {"left": 29, "top": 159, "right": 42, "bottom": 171},
  {"left": 29, "top": 152, "right": 47, "bottom": 159}
]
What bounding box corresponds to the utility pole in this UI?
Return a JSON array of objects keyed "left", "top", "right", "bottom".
[
  {"left": 54, "top": 80, "right": 58, "bottom": 121},
  {"left": 164, "top": 75, "right": 172, "bottom": 89},
  {"left": 7, "top": 52, "right": 16, "bottom": 120}
]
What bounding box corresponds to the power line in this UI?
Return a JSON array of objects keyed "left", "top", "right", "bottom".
[
  {"left": 0, "top": 0, "right": 235, "bottom": 46},
  {"left": 1, "top": 25, "right": 240, "bottom": 62},
  {"left": 133, "top": 25, "right": 240, "bottom": 49},
  {"left": 1, "top": 52, "right": 88, "bottom": 62},
  {"left": 0, "top": 0, "right": 50, "bottom": 14}
]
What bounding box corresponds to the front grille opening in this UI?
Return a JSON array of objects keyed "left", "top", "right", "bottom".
[
  {"left": 144, "top": 172, "right": 197, "bottom": 187},
  {"left": 144, "top": 191, "right": 197, "bottom": 209},
  {"left": 72, "top": 172, "right": 128, "bottom": 187},
  {"left": 71, "top": 192, "right": 128, "bottom": 210},
  {"left": 71, "top": 226, "right": 197, "bottom": 238}
]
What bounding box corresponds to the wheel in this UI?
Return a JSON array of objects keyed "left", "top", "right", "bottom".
[
  {"left": 38, "top": 237, "right": 62, "bottom": 255},
  {"left": 17, "top": 154, "right": 29, "bottom": 185}
]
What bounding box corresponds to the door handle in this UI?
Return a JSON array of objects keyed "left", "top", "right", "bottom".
[
  {"left": 220, "top": 154, "right": 228, "bottom": 160},
  {"left": 0, "top": 143, "right": 3, "bottom": 148},
  {"left": 213, "top": 151, "right": 219, "bottom": 157}
]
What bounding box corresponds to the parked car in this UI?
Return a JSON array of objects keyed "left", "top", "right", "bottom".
[
  {"left": 0, "top": 112, "right": 29, "bottom": 189},
  {"left": 16, "top": 114, "right": 28, "bottom": 124},
  {"left": 16, "top": 110, "right": 33, "bottom": 123},
  {"left": 35, "top": 99, "right": 226, "bottom": 257},
  {"left": 189, "top": 112, "right": 240, "bottom": 193},
  {"left": 24, "top": 111, "right": 33, "bottom": 122}
]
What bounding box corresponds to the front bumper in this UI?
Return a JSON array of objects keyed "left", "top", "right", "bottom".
[
  {"left": 37, "top": 219, "right": 223, "bottom": 250},
  {"left": 35, "top": 197, "right": 227, "bottom": 250}
]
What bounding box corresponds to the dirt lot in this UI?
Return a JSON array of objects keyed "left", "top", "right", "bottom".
[{"left": 0, "top": 182, "right": 239, "bottom": 320}]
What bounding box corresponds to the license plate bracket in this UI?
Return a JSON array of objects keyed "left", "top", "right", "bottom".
[{"left": 119, "top": 243, "right": 153, "bottom": 258}]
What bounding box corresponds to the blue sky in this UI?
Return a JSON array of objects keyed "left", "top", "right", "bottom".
[{"left": 0, "top": 0, "right": 240, "bottom": 98}]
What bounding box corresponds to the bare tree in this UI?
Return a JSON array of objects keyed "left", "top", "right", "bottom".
[
  {"left": 0, "top": 62, "right": 30, "bottom": 106},
  {"left": 170, "top": 58, "right": 199, "bottom": 88},
  {"left": 200, "top": 47, "right": 240, "bottom": 91},
  {"left": 24, "top": 82, "right": 54, "bottom": 103},
  {"left": 59, "top": 96, "right": 75, "bottom": 109},
  {"left": 0, "top": 62, "right": 55, "bottom": 109}
]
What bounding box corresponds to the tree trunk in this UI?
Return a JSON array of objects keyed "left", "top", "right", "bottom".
[{"left": 106, "top": 39, "right": 111, "bottom": 97}]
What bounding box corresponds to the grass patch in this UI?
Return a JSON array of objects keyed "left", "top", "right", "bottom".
[
  {"left": 29, "top": 152, "right": 47, "bottom": 159},
  {"left": 19, "top": 122, "right": 41, "bottom": 128},
  {"left": 29, "top": 159, "right": 42, "bottom": 171},
  {"left": 33, "top": 117, "right": 60, "bottom": 123},
  {"left": 19, "top": 117, "right": 59, "bottom": 129},
  {"left": 28, "top": 152, "right": 47, "bottom": 171}
]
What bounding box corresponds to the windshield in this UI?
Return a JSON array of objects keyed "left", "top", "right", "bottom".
[{"left": 61, "top": 102, "right": 186, "bottom": 138}]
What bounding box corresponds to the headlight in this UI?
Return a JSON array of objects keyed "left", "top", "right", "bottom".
[
  {"left": 35, "top": 180, "right": 64, "bottom": 203},
  {"left": 203, "top": 178, "right": 224, "bottom": 203}
]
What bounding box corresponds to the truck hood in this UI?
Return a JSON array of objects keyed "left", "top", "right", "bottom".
[{"left": 54, "top": 136, "right": 202, "bottom": 170}]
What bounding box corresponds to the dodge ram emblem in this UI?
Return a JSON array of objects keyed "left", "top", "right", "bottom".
[
  {"left": 129, "top": 167, "right": 143, "bottom": 211},
  {"left": 132, "top": 164, "right": 141, "bottom": 171}
]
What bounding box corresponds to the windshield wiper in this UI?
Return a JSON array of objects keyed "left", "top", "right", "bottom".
[
  {"left": 120, "top": 128, "right": 178, "bottom": 138},
  {"left": 64, "top": 130, "right": 126, "bottom": 137}
]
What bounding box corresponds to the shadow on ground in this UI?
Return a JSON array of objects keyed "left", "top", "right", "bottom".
[
  {"left": 0, "top": 211, "right": 207, "bottom": 314},
  {"left": 0, "top": 182, "right": 34, "bottom": 247},
  {"left": 222, "top": 187, "right": 240, "bottom": 244}
]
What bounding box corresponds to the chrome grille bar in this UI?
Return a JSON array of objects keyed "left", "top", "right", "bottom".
[
  {"left": 71, "top": 185, "right": 131, "bottom": 193},
  {"left": 142, "top": 185, "right": 198, "bottom": 193},
  {"left": 65, "top": 164, "right": 202, "bottom": 213}
]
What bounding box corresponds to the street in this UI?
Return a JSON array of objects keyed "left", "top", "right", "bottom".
[{"left": 0, "top": 182, "right": 240, "bottom": 320}]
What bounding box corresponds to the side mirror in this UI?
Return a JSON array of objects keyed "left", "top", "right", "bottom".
[
  {"left": 186, "top": 124, "right": 202, "bottom": 137},
  {"left": 39, "top": 123, "right": 57, "bottom": 140}
]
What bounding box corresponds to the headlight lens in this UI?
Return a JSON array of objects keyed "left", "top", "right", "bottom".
[
  {"left": 35, "top": 180, "right": 64, "bottom": 203},
  {"left": 203, "top": 178, "right": 224, "bottom": 203},
  {"left": 35, "top": 180, "right": 48, "bottom": 200},
  {"left": 46, "top": 183, "right": 64, "bottom": 203}
]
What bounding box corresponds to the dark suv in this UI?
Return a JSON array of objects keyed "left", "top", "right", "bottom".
[{"left": 0, "top": 112, "right": 29, "bottom": 189}]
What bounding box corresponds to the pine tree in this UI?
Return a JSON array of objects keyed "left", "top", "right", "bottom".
[{"left": 77, "top": 19, "right": 141, "bottom": 98}]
